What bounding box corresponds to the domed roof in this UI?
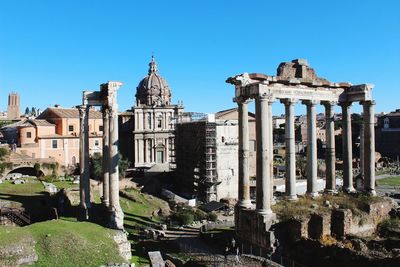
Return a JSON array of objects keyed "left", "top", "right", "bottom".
[{"left": 135, "top": 56, "right": 172, "bottom": 107}]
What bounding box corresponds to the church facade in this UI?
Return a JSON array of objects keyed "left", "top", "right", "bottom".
[{"left": 119, "top": 57, "right": 184, "bottom": 169}]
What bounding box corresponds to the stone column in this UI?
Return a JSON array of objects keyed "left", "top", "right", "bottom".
[
  {"left": 268, "top": 99, "right": 275, "bottom": 204},
  {"left": 281, "top": 99, "right": 297, "bottom": 200},
  {"left": 78, "top": 105, "right": 90, "bottom": 220},
  {"left": 359, "top": 122, "right": 365, "bottom": 187},
  {"left": 340, "top": 102, "right": 355, "bottom": 192},
  {"left": 255, "top": 95, "right": 273, "bottom": 215},
  {"left": 237, "top": 98, "right": 252, "bottom": 208},
  {"left": 323, "top": 101, "right": 337, "bottom": 193},
  {"left": 362, "top": 100, "right": 376, "bottom": 195},
  {"left": 102, "top": 107, "right": 110, "bottom": 207},
  {"left": 107, "top": 83, "right": 124, "bottom": 229},
  {"left": 303, "top": 100, "right": 319, "bottom": 197}
]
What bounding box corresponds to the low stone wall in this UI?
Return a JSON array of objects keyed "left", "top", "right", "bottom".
[
  {"left": 283, "top": 199, "right": 394, "bottom": 240},
  {"left": 235, "top": 206, "right": 276, "bottom": 250}
]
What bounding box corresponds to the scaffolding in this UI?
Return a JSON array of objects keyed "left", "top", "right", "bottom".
[{"left": 173, "top": 119, "right": 219, "bottom": 202}]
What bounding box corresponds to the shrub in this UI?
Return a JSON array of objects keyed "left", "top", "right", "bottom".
[
  {"left": 208, "top": 212, "right": 218, "bottom": 222},
  {"left": 0, "top": 147, "right": 8, "bottom": 160},
  {"left": 39, "top": 175, "right": 57, "bottom": 183},
  {"left": 34, "top": 163, "right": 41, "bottom": 177},
  {"left": 194, "top": 209, "right": 208, "bottom": 221},
  {"left": 175, "top": 211, "right": 194, "bottom": 225}
]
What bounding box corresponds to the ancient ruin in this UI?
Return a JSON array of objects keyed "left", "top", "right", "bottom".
[
  {"left": 227, "top": 59, "right": 377, "bottom": 251},
  {"left": 78, "top": 81, "right": 124, "bottom": 229}
]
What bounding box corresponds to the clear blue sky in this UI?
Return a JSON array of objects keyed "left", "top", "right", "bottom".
[{"left": 0, "top": 0, "right": 399, "bottom": 115}]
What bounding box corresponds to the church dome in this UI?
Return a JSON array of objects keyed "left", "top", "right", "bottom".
[{"left": 135, "top": 56, "right": 172, "bottom": 107}]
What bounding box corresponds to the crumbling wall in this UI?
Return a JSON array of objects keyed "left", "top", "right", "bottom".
[{"left": 235, "top": 207, "right": 276, "bottom": 250}]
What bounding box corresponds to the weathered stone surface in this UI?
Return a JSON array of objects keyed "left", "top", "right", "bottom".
[
  {"left": 0, "top": 235, "right": 38, "bottom": 266},
  {"left": 235, "top": 206, "right": 277, "bottom": 250},
  {"left": 277, "top": 59, "right": 318, "bottom": 81},
  {"left": 308, "top": 213, "right": 331, "bottom": 239},
  {"left": 366, "top": 199, "right": 393, "bottom": 224},
  {"left": 331, "top": 209, "right": 352, "bottom": 238},
  {"left": 112, "top": 230, "right": 132, "bottom": 262}
]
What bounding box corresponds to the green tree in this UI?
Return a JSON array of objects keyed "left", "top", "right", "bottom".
[
  {"left": 90, "top": 153, "right": 131, "bottom": 180},
  {"left": 33, "top": 163, "right": 41, "bottom": 177},
  {"left": 25, "top": 107, "right": 30, "bottom": 115},
  {"left": 0, "top": 147, "right": 8, "bottom": 160}
]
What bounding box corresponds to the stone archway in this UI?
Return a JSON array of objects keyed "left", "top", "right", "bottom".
[{"left": 8, "top": 167, "right": 44, "bottom": 177}]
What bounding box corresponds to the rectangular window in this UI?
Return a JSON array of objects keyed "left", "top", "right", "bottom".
[
  {"left": 99, "top": 126, "right": 104, "bottom": 132},
  {"left": 27, "top": 132, "right": 31, "bottom": 138},
  {"left": 95, "top": 140, "right": 99, "bottom": 146},
  {"left": 158, "top": 119, "right": 162, "bottom": 128},
  {"left": 69, "top": 125, "right": 74, "bottom": 132},
  {"left": 52, "top": 140, "right": 57, "bottom": 149}
]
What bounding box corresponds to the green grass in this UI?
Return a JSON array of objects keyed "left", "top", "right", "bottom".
[
  {"left": 377, "top": 176, "right": 400, "bottom": 186},
  {"left": 0, "top": 179, "right": 46, "bottom": 196},
  {"left": 0, "top": 178, "right": 171, "bottom": 266},
  {"left": 0, "top": 220, "right": 125, "bottom": 267},
  {"left": 120, "top": 188, "right": 170, "bottom": 266}
]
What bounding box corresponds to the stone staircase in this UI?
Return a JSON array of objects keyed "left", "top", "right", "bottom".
[
  {"left": 0, "top": 207, "right": 31, "bottom": 226},
  {"left": 163, "top": 226, "right": 200, "bottom": 239}
]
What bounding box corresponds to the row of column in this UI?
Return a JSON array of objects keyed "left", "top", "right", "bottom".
[
  {"left": 237, "top": 96, "right": 376, "bottom": 214},
  {"left": 78, "top": 97, "right": 124, "bottom": 229}
]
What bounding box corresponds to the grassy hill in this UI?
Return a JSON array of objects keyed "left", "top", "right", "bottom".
[{"left": 0, "top": 220, "right": 125, "bottom": 267}]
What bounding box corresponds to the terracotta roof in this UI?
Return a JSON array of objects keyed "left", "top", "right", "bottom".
[
  {"left": 31, "top": 119, "right": 54, "bottom": 127},
  {"left": 37, "top": 107, "right": 102, "bottom": 119}
]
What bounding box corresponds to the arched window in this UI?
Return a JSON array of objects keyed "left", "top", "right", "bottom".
[{"left": 384, "top": 117, "right": 390, "bottom": 129}]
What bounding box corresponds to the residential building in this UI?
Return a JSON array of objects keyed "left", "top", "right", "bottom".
[
  {"left": 376, "top": 109, "right": 400, "bottom": 159},
  {"left": 1, "top": 106, "right": 103, "bottom": 166}
]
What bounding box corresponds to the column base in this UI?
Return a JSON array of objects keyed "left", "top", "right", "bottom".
[
  {"left": 256, "top": 208, "right": 273, "bottom": 215},
  {"left": 307, "top": 192, "right": 319, "bottom": 198},
  {"left": 238, "top": 199, "right": 253, "bottom": 209},
  {"left": 286, "top": 195, "right": 298, "bottom": 201},
  {"left": 78, "top": 206, "right": 89, "bottom": 221},
  {"left": 324, "top": 189, "right": 337, "bottom": 195},
  {"left": 101, "top": 197, "right": 110, "bottom": 207},
  {"left": 365, "top": 189, "right": 377, "bottom": 196},
  {"left": 343, "top": 187, "right": 356, "bottom": 194}
]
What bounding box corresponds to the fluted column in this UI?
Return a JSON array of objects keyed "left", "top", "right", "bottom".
[
  {"left": 255, "top": 95, "right": 272, "bottom": 215},
  {"left": 362, "top": 100, "right": 376, "bottom": 195},
  {"left": 340, "top": 102, "right": 355, "bottom": 192},
  {"left": 281, "top": 99, "right": 297, "bottom": 200},
  {"left": 78, "top": 105, "right": 90, "bottom": 220},
  {"left": 237, "top": 97, "right": 252, "bottom": 208},
  {"left": 323, "top": 101, "right": 337, "bottom": 193},
  {"left": 303, "top": 100, "right": 319, "bottom": 197},
  {"left": 102, "top": 107, "right": 110, "bottom": 207}
]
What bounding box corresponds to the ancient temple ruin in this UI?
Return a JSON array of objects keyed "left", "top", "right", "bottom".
[
  {"left": 226, "top": 59, "right": 376, "bottom": 251},
  {"left": 78, "top": 81, "right": 124, "bottom": 229}
]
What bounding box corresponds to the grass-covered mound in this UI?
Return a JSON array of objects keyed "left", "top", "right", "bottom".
[
  {"left": 0, "top": 220, "right": 125, "bottom": 267},
  {"left": 272, "top": 193, "right": 383, "bottom": 221}
]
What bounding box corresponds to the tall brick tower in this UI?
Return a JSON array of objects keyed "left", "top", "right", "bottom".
[{"left": 7, "top": 92, "right": 20, "bottom": 119}]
